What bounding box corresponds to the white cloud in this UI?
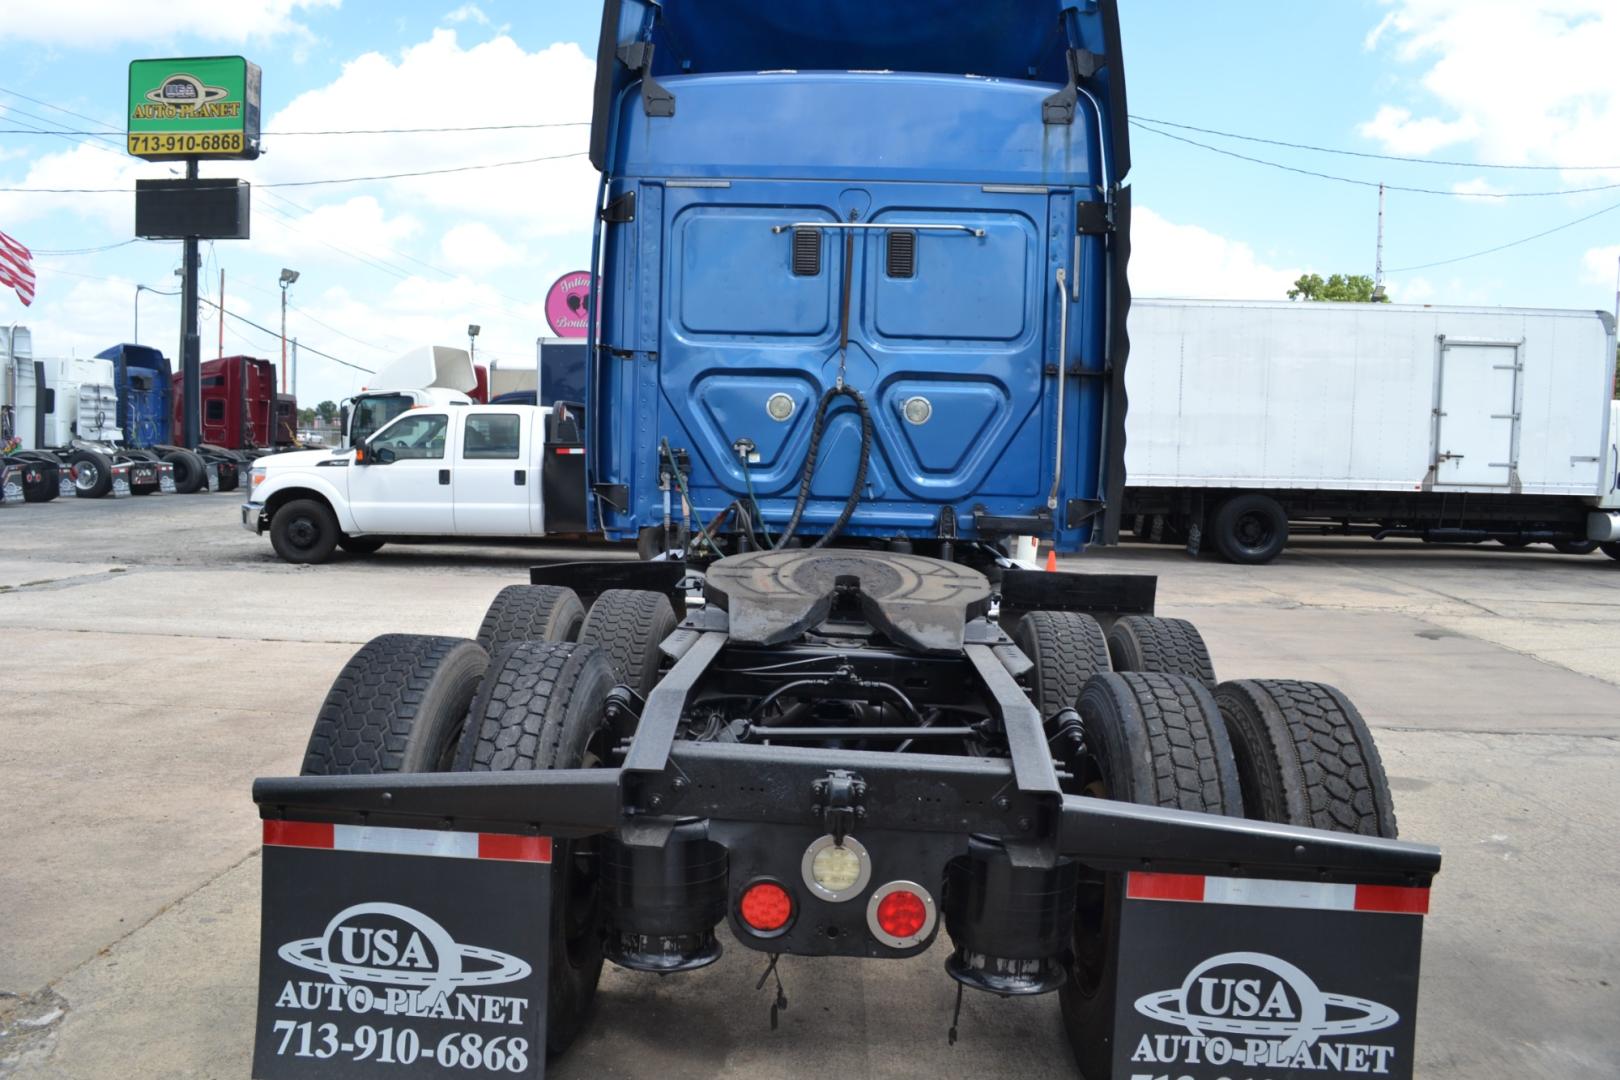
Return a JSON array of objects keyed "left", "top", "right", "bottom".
[
  {"left": 1581, "top": 246, "right": 1620, "bottom": 286},
  {"left": 1386, "top": 275, "right": 1435, "bottom": 303},
  {"left": 0, "top": 0, "right": 338, "bottom": 46},
  {"left": 443, "top": 4, "right": 490, "bottom": 25},
  {"left": 440, "top": 222, "right": 523, "bottom": 270},
  {"left": 1131, "top": 207, "right": 1301, "bottom": 301},
  {"left": 1360, "top": 2, "right": 1620, "bottom": 178},
  {"left": 253, "top": 195, "right": 422, "bottom": 267},
  {"left": 1450, "top": 177, "right": 1505, "bottom": 198}
]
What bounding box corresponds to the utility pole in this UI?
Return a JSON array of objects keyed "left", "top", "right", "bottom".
[
  {"left": 180, "top": 159, "right": 201, "bottom": 450},
  {"left": 218, "top": 266, "right": 225, "bottom": 359},
  {"left": 1374, "top": 182, "right": 1385, "bottom": 292},
  {"left": 291, "top": 337, "right": 298, "bottom": 402},
  {"left": 278, "top": 267, "right": 299, "bottom": 393}
]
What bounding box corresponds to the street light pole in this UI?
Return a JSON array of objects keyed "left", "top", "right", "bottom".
[
  {"left": 278, "top": 268, "right": 299, "bottom": 394},
  {"left": 468, "top": 323, "right": 480, "bottom": 366}
]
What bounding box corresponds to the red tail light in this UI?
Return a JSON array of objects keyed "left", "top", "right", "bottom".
[
  {"left": 867, "top": 880, "right": 937, "bottom": 948},
  {"left": 738, "top": 880, "right": 793, "bottom": 933}
]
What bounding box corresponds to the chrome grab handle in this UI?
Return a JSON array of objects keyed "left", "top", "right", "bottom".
[
  {"left": 771, "top": 222, "right": 986, "bottom": 237},
  {"left": 1048, "top": 267, "right": 1068, "bottom": 511}
]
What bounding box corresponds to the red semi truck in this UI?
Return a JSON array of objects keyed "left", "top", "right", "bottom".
[{"left": 174, "top": 356, "right": 297, "bottom": 458}]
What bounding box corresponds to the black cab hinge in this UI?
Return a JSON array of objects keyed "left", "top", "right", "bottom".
[
  {"left": 1076, "top": 200, "right": 1112, "bottom": 235},
  {"left": 1065, "top": 498, "right": 1106, "bottom": 529},
  {"left": 601, "top": 190, "right": 635, "bottom": 224},
  {"left": 617, "top": 41, "right": 675, "bottom": 118},
  {"left": 1042, "top": 48, "right": 1101, "bottom": 126}
]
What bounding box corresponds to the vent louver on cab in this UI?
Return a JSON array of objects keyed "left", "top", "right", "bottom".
[
  {"left": 887, "top": 230, "right": 917, "bottom": 278},
  {"left": 792, "top": 227, "right": 821, "bottom": 276}
]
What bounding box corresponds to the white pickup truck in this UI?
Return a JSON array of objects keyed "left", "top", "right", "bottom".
[{"left": 242, "top": 401, "right": 588, "bottom": 563}]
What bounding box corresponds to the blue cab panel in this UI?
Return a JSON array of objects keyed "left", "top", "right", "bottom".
[
  {"left": 588, "top": 0, "right": 1131, "bottom": 554},
  {"left": 96, "top": 343, "right": 174, "bottom": 448}
]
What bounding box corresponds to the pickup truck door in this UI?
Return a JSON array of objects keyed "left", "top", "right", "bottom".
[
  {"left": 348, "top": 411, "right": 454, "bottom": 533},
  {"left": 452, "top": 410, "right": 535, "bottom": 535}
]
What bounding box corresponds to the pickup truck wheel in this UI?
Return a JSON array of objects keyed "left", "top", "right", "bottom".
[
  {"left": 162, "top": 448, "right": 207, "bottom": 494},
  {"left": 1553, "top": 539, "right": 1597, "bottom": 555},
  {"left": 1211, "top": 493, "right": 1288, "bottom": 563},
  {"left": 1602, "top": 542, "right": 1620, "bottom": 561},
  {"left": 578, "top": 589, "right": 677, "bottom": 698},
  {"left": 476, "top": 584, "right": 584, "bottom": 652},
  {"left": 1011, "top": 610, "right": 1110, "bottom": 722},
  {"left": 1105, "top": 614, "right": 1216, "bottom": 691},
  {"left": 270, "top": 498, "right": 340, "bottom": 564},
  {"left": 455, "top": 641, "right": 614, "bottom": 1055},
  {"left": 66, "top": 449, "right": 113, "bottom": 498},
  {"left": 300, "top": 634, "right": 488, "bottom": 775},
  {"left": 1060, "top": 672, "right": 1243, "bottom": 1079},
  {"left": 338, "top": 535, "right": 386, "bottom": 555},
  {"left": 1215, "top": 679, "right": 1398, "bottom": 837}
]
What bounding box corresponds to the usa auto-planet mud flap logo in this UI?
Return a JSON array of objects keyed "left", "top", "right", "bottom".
[{"left": 1111, "top": 872, "right": 1427, "bottom": 1080}]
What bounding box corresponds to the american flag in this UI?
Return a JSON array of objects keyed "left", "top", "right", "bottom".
[{"left": 0, "top": 228, "right": 36, "bottom": 307}]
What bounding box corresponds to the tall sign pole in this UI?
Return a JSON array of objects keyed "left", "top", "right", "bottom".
[{"left": 128, "top": 55, "right": 261, "bottom": 449}]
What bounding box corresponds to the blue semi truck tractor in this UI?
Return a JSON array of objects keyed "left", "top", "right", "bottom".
[{"left": 250, "top": 4, "right": 1440, "bottom": 1078}]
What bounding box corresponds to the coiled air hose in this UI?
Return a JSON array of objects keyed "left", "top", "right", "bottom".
[{"left": 773, "top": 383, "right": 873, "bottom": 550}]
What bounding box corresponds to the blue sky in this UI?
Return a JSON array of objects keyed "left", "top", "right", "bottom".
[{"left": 2, "top": 1, "right": 1616, "bottom": 408}]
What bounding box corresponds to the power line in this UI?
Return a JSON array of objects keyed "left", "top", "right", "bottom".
[
  {"left": 1386, "top": 199, "right": 1620, "bottom": 273},
  {"left": 1129, "top": 120, "right": 1620, "bottom": 198},
  {"left": 1132, "top": 113, "right": 1620, "bottom": 173},
  {"left": 0, "top": 121, "right": 589, "bottom": 137},
  {"left": 134, "top": 285, "right": 373, "bottom": 374},
  {"left": 0, "top": 150, "right": 588, "bottom": 193},
  {"left": 31, "top": 239, "right": 150, "bottom": 256}
]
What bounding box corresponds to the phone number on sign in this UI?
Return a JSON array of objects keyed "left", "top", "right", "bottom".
[
  {"left": 127, "top": 132, "right": 244, "bottom": 155},
  {"left": 271, "top": 1021, "right": 531, "bottom": 1072}
]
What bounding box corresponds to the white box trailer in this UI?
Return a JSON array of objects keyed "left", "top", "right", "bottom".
[{"left": 1122, "top": 299, "right": 1620, "bottom": 563}]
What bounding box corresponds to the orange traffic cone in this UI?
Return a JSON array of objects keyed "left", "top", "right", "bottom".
[{"left": 1045, "top": 548, "right": 1058, "bottom": 572}]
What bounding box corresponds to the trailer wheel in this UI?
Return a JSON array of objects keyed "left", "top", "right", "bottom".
[
  {"left": 455, "top": 641, "right": 615, "bottom": 1055},
  {"left": 162, "top": 448, "right": 207, "bottom": 494},
  {"left": 1496, "top": 538, "right": 1531, "bottom": 549},
  {"left": 301, "top": 634, "right": 488, "bottom": 775},
  {"left": 1211, "top": 493, "right": 1288, "bottom": 563},
  {"left": 1602, "top": 542, "right": 1620, "bottom": 562},
  {"left": 475, "top": 584, "right": 585, "bottom": 653},
  {"left": 67, "top": 448, "right": 113, "bottom": 498},
  {"left": 269, "top": 498, "right": 340, "bottom": 563},
  {"left": 577, "top": 589, "right": 677, "bottom": 698},
  {"left": 1061, "top": 672, "right": 1243, "bottom": 1076},
  {"left": 1553, "top": 539, "right": 1597, "bottom": 556},
  {"left": 1011, "top": 610, "right": 1111, "bottom": 721},
  {"left": 1215, "top": 679, "right": 1398, "bottom": 837},
  {"left": 338, "top": 535, "right": 386, "bottom": 555},
  {"left": 1105, "top": 614, "right": 1216, "bottom": 690}
]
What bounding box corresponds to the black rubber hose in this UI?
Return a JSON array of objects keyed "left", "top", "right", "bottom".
[{"left": 774, "top": 384, "right": 873, "bottom": 550}]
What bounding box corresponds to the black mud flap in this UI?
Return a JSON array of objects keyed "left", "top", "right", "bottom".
[
  {"left": 253, "top": 820, "right": 551, "bottom": 1079},
  {"left": 1109, "top": 870, "right": 1426, "bottom": 1080}
]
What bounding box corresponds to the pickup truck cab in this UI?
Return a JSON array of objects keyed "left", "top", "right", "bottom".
[{"left": 242, "top": 402, "right": 588, "bottom": 563}]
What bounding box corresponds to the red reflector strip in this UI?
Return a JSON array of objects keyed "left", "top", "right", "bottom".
[
  {"left": 262, "top": 820, "right": 334, "bottom": 849},
  {"left": 1354, "top": 883, "right": 1431, "bottom": 915},
  {"left": 1127, "top": 872, "right": 1206, "bottom": 902},
  {"left": 262, "top": 821, "right": 549, "bottom": 863},
  {"left": 553, "top": 447, "right": 584, "bottom": 455},
  {"left": 1127, "top": 872, "right": 1427, "bottom": 916}
]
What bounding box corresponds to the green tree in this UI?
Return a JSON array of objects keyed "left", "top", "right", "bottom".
[
  {"left": 316, "top": 400, "right": 338, "bottom": 422},
  {"left": 297, "top": 407, "right": 316, "bottom": 426},
  {"left": 1287, "top": 273, "right": 1387, "bottom": 303}
]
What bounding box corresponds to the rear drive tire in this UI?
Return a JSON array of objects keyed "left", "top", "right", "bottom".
[
  {"left": 475, "top": 584, "right": 585, "bottom": 653},
  {"left": 1602, "top": 542, "right": 1620, "bottom": 562},
  {"left": 338, "top": 535, "right": 386, "bottom": 555},
  {"left": 269, "top": 498, "right": 340, "bottom": 564},
  {"left": 1553, "top": 539, "right": 1597, "bottom": 556},
  {"left": 1105, "top": 614, "right": 1216, "bottom": 690},
  {"left": 301, "top": 634, "right": 488, "bottom": 775},
  {"left": 1060, "top": 672, "right": 1243, "bottom": 1078},
  {"left": 577, "top": 589, "right": 678, "bottom": 698},
  {"left": 1215, "top": 679, "right": 1398, "bottom": 837},
  {"left": 456, "top": 642, "right": 615, "bottom": 1056},
  {"left": 1011, "top": 610, "right": 1111, "bottom": 722},
  {"left": 163, "top": 448, "right": 207, "bottom": 494},
  {"left": 67, "top": 448, "right": 113, "bottom": 498},
  {"left": 1211, "top": 493, "right": 1288, "bottom": 564}
]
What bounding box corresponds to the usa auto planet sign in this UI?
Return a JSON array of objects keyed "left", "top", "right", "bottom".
[{"left": 1111, "top": 874, "right": 1426, "bottom": 1080}]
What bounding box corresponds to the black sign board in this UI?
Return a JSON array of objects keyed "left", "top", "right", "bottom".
[
  {"left": 135, "top": 178, "right": 251, "bottom": 240},
  {"left": 253, "top": 826, "right": 549, "bottom": 1079},
  {"left": 1110, "top": 873, "right": 1425, "bottom": 1080}
]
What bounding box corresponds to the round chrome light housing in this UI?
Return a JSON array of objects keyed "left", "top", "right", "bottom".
[
  {"left": 867, "top": 880, "right": 937, "bottom": 948},
  {"left": 801, "top": 834, "right": 871, "bottom": 902},
  {"left": 766, "top": 393, "right": 796, "bottom": 421},
  {"left": 902, "top": 396, "right": 932, "bottom": 425}
]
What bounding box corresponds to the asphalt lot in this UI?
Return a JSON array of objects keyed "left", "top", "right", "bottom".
[{"left": 2, "top": 491, "right": 1617, "bottom": 1079}]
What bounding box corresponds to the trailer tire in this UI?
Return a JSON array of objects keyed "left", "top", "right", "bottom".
[
  {"left": 476, "top": 584, "right": 585, "bottom": 653},
  {"left": 1211, "top": 493, "right": 1288, "bottom": 564},
  {"left": 1602, "top": 542, "right": 1620, "bottom": 561},
  {"left": 1061, "top": 672, "right": 1243, "bottom": 1076},
  {"left": 1215, "top": 679, "right": 1398, "bottom": 837},
  {"left": 455, "top": 641, "right": 615, "bottom": 1055},
  {"left": 1496, "top": 538, "right": 1531, "bottom": 549},
  {"left": 269, "top": 498, "right": 340, "bottom": 564},
  {"left": 67, "top": 448, "right": 113, "bottom": 498},
  {"left": 338, "top": 535, "right": 385, "bottom": 555},
  {"left": 163, "top": 448, "right": 207, "bottom": 494},
  {"left": 1011, "top": 611, "right": 1111, "bottom": 721},
  {"left": 1105, "top": 615, "right": 1216, "bottom": 691},
  {"left": 578, "top": 589, "right": 677, "bottom": 698},
  {"left": 1553, "top": 539, "right": 1597, "bottom": 556},
  {"left": 301, "top": 634, "right": 488, "bottom": 775}
]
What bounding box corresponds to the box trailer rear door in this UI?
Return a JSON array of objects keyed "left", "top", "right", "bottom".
[
  {"left": 452, "top": 409, "right": 535, "bottom": 535},
  {"left": 1432, "top": 338, "right": 1520, "bottom": 488}
]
